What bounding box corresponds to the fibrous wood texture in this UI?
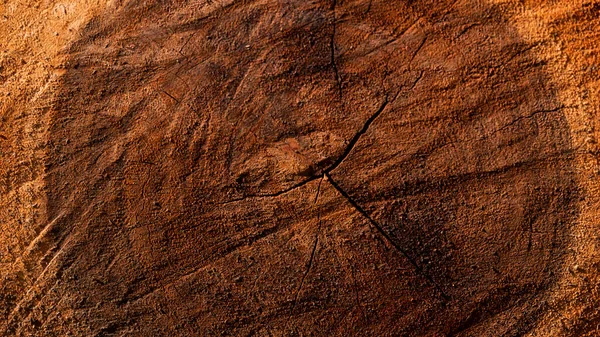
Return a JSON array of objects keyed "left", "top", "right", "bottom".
[{"left": 1, "top": 0, "right": 600, "bottom": 336}]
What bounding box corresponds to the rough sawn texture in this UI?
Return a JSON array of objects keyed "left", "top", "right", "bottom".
[{"left": 1, "top": 0, "right": 600, "bottom": 336}]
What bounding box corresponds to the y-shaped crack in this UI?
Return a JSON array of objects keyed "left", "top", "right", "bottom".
[
  {"left": 221, "top": 87, "right": 448, "bottom": 301},
  {"left": 220, "top": 94, "right": 391, "bottom": 205}
]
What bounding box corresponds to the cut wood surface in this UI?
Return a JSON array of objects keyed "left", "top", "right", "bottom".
[{"left": 1, "top": 1, "right": 600, "bottom": 336}]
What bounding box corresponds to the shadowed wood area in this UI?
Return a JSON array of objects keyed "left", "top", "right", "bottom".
[{"left": 1, "top": 0, "right": 599, "bottom": 336}]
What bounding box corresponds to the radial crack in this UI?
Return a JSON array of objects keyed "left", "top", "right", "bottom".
[
  {"left": 325, "top": 172, "right": 450, "bottom": 302},
  {"left": 287, "top": 177, "right": 324, "bottom": 327},
  {"left": 325, "top": 94, "right": 390, "bottom": 174},
  {"left": 330, "top": 0, "right": 342, "bottom": 99}
]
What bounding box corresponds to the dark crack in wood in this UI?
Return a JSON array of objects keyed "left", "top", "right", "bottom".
[
  {"left": 220, "top": 95, "right": 391, "bottom": 205},
  {"left": 287, "top": 176, "right": 324, "bottom": 328},
  {"left": 325, "top": 172, "right": 450, "bottom": 302},
  {"left": 325, "top": 94, "right": 390, "bottom": 174},
  {"left": 330, "top": 0, "right": 343, "bottom": 99}
]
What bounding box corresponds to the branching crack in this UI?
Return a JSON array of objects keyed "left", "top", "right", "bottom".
[
  {"left": 325, "top": 172, "right": 450, "bottom": 302},
  {"left": 220, "top": 95, "right": 391, "bottom": 205}
]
